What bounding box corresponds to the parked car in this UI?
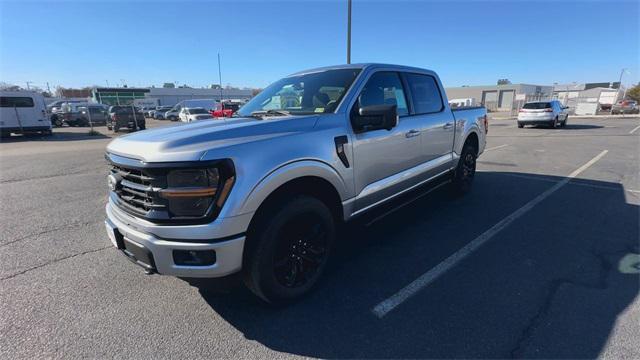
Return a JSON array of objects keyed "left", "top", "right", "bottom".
[
  {"left": 0, "top": 91, "right": 51, "bottom": 136},
  {"left": 211, "top": 101, "right": 241, "bottom": 118},
  {"left": 164, "top": 108, "right": 180, "bottom": 121},
  {"left": 104, "top": 63, "right": 487, "bottom": 303},
  {"left": 153, "top": 105, "right": 174, "bottom": 119},
  {"left": 611, "top": 100, "right": 639, "bottom": 114},
  {"left": 106, "top": 106, "right": 145, "bottom": 132},
  {"left": 179, "top": 107, "right": 214, "bottom": 122},
  {"left": 517, "top": 100, "right": 569, "bottom": 128},
  {"left": 47, "top": 100, "right": 86, "bottom": 127},
  {"left": 61, "top": 104, "right": 109, "bottom": 126}
]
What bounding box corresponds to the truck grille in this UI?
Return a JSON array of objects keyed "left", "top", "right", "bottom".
[{"left": 110, "top": 164, "right": 166, "bottom": 215}]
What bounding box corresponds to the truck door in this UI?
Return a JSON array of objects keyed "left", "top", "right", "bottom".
[
  {"left": 402, "top": 72, "right": 455, "bottom": 171},
  {"left": 350, "top": 71, "right": 424, "bottom": 213}
]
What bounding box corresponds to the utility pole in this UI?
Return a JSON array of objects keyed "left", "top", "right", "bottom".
[
  {"left": 25, "top": 81, "right": 32, "bottom": 90},
  {"left": 105, "top": 80, "right": 109, "bottom": 87},
  {"left": 347, "top": 0, "right": 352, "bottom": 64},
  {"left": 218, "top": 53, "right": 224, "bottom": 102}
]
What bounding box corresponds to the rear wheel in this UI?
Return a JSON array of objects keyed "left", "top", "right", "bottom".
[
  {"left": 243, "top": 195, "right": 335, "bottom": 304},
  {"left": 517, "top": 122, "right": 524, "bottom": 128},
  {"left": 561, "top": 115, "right": 568, "bottom": 127},
  {"left": 549, "top": 117, "right": 558, "bottom": 128},
  {"left": 451, "top": 142, "right": 477, "bottom": 194}
]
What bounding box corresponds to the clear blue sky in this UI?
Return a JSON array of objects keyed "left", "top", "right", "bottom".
[{"left": 1, "top": 0, "right": 638, "bottom": 90}]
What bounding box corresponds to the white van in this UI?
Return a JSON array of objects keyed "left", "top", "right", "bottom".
[{"left": 0, "top": 91, "right": 51, "bottom": 136}]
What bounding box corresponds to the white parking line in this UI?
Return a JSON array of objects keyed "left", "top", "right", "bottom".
[
  {"left": 484, "top": 144, "right": 510, "bottom": 152},
  {"left": 371, "top": 150, "right": 609, "bottom": 318},
  {"left": 629, "top": 124, "right": 640, "bottom": 134}
]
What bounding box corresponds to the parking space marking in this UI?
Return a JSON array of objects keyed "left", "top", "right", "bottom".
[
  {"left": 484, "top": 144, "right": 510, "bottom": 152},
  {"left": 371, "top": 150, "right": 609, "bottom": 318},
  {"left": 629, "top": 124, "right": 640, "bottom": 134}
]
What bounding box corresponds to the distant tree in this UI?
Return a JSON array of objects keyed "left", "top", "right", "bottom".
[
  {"left": 210, "top": 84, "right": 221, "bottom": 89},
  {"left": 251, "top": 88, "right": 263, "bottom": 96},
  {"left": 497, "top": 79, "right": 511, "bottom": 85},
  {"left": 626, "top": 83, "right": 640, "bottom": 102},
  {"left": 163, "top": 82, "right": 175, "bottom": 88},
  {"left": 0, "top": 82, "right": 21, "bottom": 91}
]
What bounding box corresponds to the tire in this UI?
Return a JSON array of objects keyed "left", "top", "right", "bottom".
[
  {"left": 243, "top": 195, "right": 335, "bottom": 304},
  {"left": 451, "top": 141, "right": 477, "bottom": 194},
  {"left": 561, "top": 115, "right": 568, "bottom": 127},
  {"left": 549, "top": 117, "right": 558, "bottom": 129},
  {"left": 517, "top": 122, "right": 524, "bottom": 128},
  {"left": 113, "top": 125, "right": 120, "bottom": 133},
  {"left": 52, "top": 115, "right": 62, "bottom": 127}
]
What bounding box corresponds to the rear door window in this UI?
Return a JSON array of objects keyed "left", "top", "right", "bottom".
[
  {"left": 0, "top": 97, "right": 35, "bottom": 107},
  {"left": 403, "top": 73, "right": 443, "bottom": 114}
]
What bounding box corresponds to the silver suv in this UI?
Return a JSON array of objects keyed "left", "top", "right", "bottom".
[
  {"left": 517, "top": 100, "right": 569, "bottom": 128},
  {"left": 104, "top": 64, "right": 487, "bottom": 303}
]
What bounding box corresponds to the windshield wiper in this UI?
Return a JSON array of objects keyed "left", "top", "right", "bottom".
[{"left": 249, "top": 109, "right": 291, "bottom": 118}]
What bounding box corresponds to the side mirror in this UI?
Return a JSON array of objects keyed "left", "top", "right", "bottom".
[
  {"left": 562, "top": 106, "right": 569, "bottom": 110},
  {"left": 352, "top": 104, "right": 398, "bottom": 132}
]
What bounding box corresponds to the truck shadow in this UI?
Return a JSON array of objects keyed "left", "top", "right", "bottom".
[{"left": 184, "top": 171, "right": 639, "bottom": 358}]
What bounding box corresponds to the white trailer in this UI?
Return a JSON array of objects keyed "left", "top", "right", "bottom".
[{"left": 0, "top": 91, "right": 51, "bottom": 136}]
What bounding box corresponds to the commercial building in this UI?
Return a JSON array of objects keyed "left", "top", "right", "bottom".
[
  {"left": 91, "top": 87, "right": 253, "bottom": 106},
  {"left": 445, "top": 84, "right": 553, "bottom": 112},
  {"left": 553, "top": 82, "right": 621, "bottom": 115},
  {"left": 147, "top": 87, "right": 253, "bottom": 106},
  {"left": 91, "top": 88, "right": 150, "bottom": 106}
]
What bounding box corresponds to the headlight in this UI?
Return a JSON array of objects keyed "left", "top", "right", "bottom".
[{"left": 159, "top": 167, "right": 234, "bottom": 218}]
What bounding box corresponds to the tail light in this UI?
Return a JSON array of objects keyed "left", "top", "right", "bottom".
[
  {"left": 112, "top": 114, "right": 118, "bottom": 121},
  {"left": 544, "top": 108, "right": 553, "bottom": 112}
]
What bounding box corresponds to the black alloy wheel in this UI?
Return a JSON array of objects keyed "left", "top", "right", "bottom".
[
  {"left": 244, "top": 195, "right": 335, "bottom": 304},
  {"left": 452, "top": 142, "right": 477, "bottom": 194},
  {"left": 273, "top": 214, "right": 329, "bottom": 289}
]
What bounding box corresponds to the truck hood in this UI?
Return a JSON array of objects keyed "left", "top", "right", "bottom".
[{"left": 106, "top": 115, "right": 318, "bottom": 163}]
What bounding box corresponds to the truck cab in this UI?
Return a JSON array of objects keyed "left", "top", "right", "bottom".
[{"left": 104, "top": 63, "right": 487, "bottom": 303}]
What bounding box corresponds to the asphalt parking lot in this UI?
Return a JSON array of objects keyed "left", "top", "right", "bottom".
[{"left": 1, "top": 116, "right": 639, "bottom": 358}]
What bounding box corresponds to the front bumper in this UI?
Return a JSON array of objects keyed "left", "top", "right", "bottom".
[{"left": 105, "top": 202, "right": 246, "bottom": 277}]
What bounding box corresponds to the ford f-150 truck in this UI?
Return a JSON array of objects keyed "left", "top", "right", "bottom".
[{"left": 104, "top": 63, "right": 487, "bottom": 303}]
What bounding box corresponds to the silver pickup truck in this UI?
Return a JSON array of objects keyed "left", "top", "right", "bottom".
[{"left": 104, "top": 63, "right": 487, "bottom": 303}]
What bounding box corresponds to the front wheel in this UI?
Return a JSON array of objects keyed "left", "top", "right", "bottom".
[
  {"left": 561, "top": 115, "right": 568, "bottom": 127},
  {"left": 243, "top": 195, "right": 335, "bottom": 304},
  {"left": 517, "top": 122, "right": 524, "bottom": 128},
  {"left": 451, "top": 142, "right": 477, "bottom": 194}
]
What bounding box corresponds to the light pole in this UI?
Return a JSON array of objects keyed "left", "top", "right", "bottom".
[
  {"left": 347, "top": 0, "right": 352, "bottom": 64},
  {"left": 218, "top": 53, "right": 224, "bottom": 102},
  {"left": 612, "top": 68, "right": 628, "bottom": 114}
]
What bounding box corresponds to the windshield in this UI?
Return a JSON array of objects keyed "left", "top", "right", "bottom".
[
  {"left": 237, "top": 68, "right": 361, "bottom": 116},
  {"left": 189, "top": 108, "right": 208, "bottom": 114},
  {"left": 523, "top": 102, "right": 552, "bottom": 109}
]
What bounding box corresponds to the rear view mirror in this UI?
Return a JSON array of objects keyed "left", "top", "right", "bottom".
[{"left": 352, "top": 104, "right": 398, "bottom": 132}]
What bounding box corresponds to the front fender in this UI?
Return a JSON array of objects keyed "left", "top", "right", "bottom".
[{"left": 237, "top": 160, "right": 348, "bottom": 215}]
